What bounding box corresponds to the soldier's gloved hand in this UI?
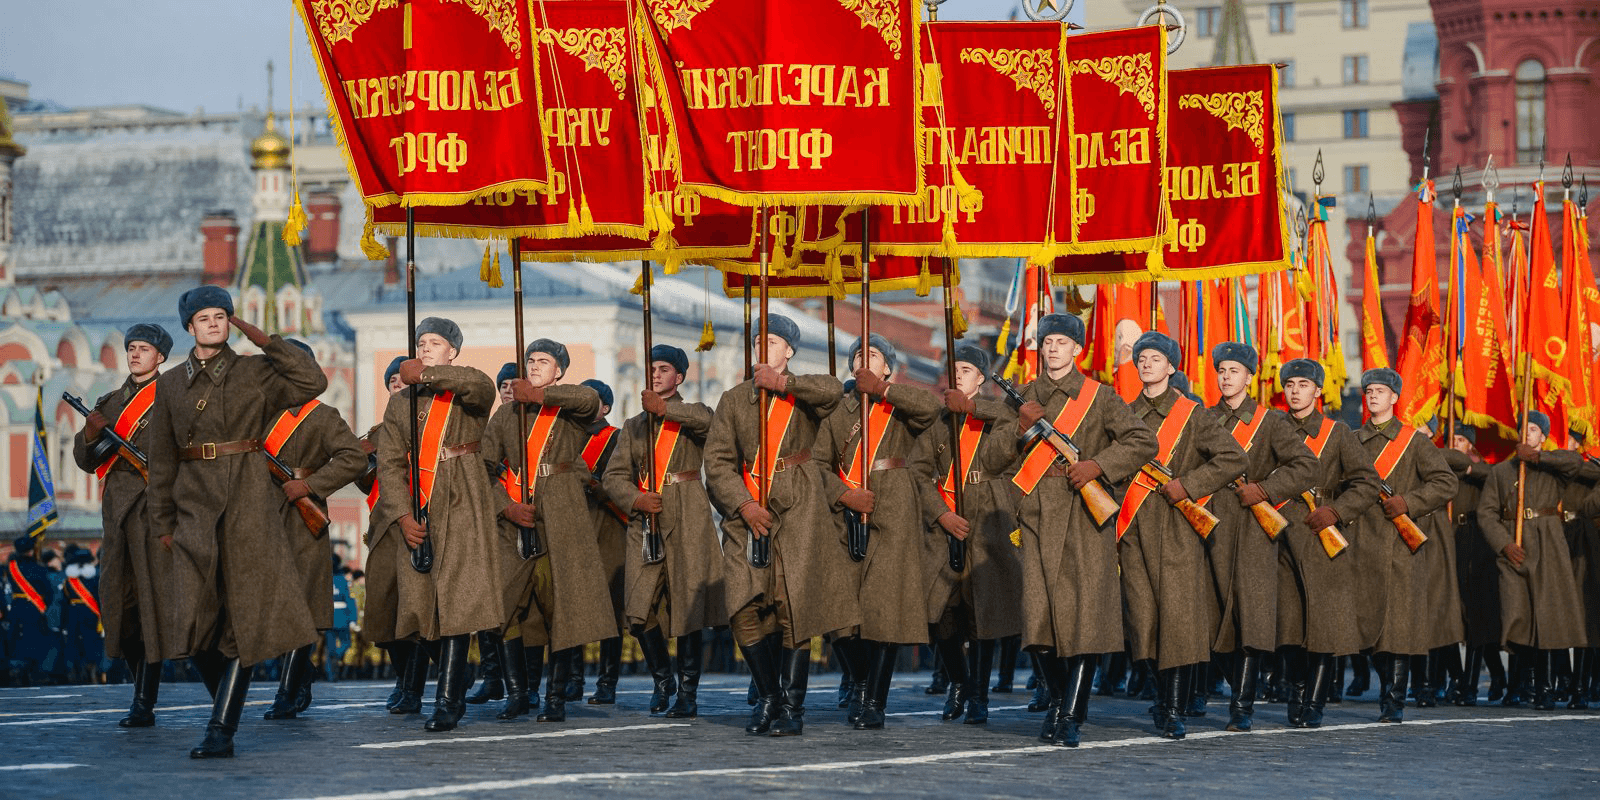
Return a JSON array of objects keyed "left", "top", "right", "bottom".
[
  {"left": 1067, "top": 459, "right": 1103, "bottom": 489},
  {"left": 937, "top": 511, "right": 970, "bottom": 541},
  {"left": 230, "top": 315, "right": 272, "bottom": 347},
  {"left": 840, "top": 488, "right": 876, "bottom": 513},
  {"left": 739, "top": 501, "right": 774, "bottom": 538},
  {"left": 1159, "top": 477, "right": 1189, "bottom": 504},
  {"left": 84, "top": 410, "right": 108, "bottom": 441},
  {"left": 753, "top": 365, "right": 789, "bottom": 393},
  {"left": 1381, "top": 495, "right": 1409, "bottom": 519},
  {"left": 1502, "top": 541, "right": 1527, "bottom": 567},
  {"left": 501, "top": 502, "right": 536, "bottom": 529},
  {"left": 853, "top": 368, "right": 889, "bottom": 398},
  {"left": 510, "top": 379, "right": 545, "bottom": 405},
  {"left": 281, "top": 479, "right": 311, "bottom": 503},
  {"left": 400, "top": 514, "right": 429, "bottom": 548},
  {"left": 1018, "top": 401, "right": 1046, "bottom": 433},
  {"left": 1235, "top": 482, "right": 1269, "bottom": 507},
  {"left": 944, "top": 388, "right": 976, "bottom": 416},
  {"left": 359, "top": 437, "right": 377, "bottom": 455},
  {"left": 398, "top": 358, "right": 427, "bottom": 385},
  {"left": 1306, "top": 505, "right": 1340, "bottom": 531},
  {"left": 633, "top": 492, "right": 664, "bottom": 514},
  {"left": 641, "top": 389, "right": 668, "bottom": 416},
  {"left": 1516, "top": 443, "right": 1542, "bottom": 464}
]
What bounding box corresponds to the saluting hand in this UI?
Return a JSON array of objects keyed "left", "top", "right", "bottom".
[
  {"left": 84, "top": 410, "right": 108, "bottom": 441},
  {"left": 633, "top": 492, "right": 664, "bottom": 514},
  {"left": 229, "top": 315, "right": 272, "bottom": 347},
  {"left": 398, "top": 358, "right": 427, "bottom": 386},
  {"left": 937, "top": 511, "right": 970, "bottom": 541},
  {"left": 739, "top": 500, "right": 774, "bottom": 538},
  {"left": 400, "top": 513, "right": 429, "bottom": 548}
]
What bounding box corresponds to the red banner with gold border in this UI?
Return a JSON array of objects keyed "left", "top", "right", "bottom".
[
  {"left": 639, "top": 0, "right": 924, "bottom": 207},
  {"left": 296, "top": 0, "right": 550, "bottom": 207},
  {"left": 1154, "top": 65, "right": 1291, "bottom": 279},
  {"left": 369, "top": 0, "right": 644, "bottom": 238},
  {"left": 717, "top": 254, "right": 956, "bottom": 297}
]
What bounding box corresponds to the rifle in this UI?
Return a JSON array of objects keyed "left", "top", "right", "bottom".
[
  {"left": 1377, "top": 481, "right": 1428, "bottom": 552},
  {"left": 1232, "top": 478, "right": 1288, "bottom": 540},
  {"left": 989, "top": 372, "right": 1122, "bottom": 526},
  {"left": 1299, "top": 488, "right": 1350, "bottom": 558},
  {"left": 62, "top": 392, "right": 149, "bottom": 482},
  {"left": 1138, "top": 460, "right": 1220, "bottom": 538},
  {"left": 262, "top": 449, "right": 331, "bottom": 539}
]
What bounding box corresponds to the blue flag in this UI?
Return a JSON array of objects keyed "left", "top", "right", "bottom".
[{"left": 26, "top": 386, "right": 58, "bottom": 539}]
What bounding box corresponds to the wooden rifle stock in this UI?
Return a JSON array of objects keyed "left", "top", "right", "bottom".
[
  {"left": 63, "top": 392, "right": 150, "bottom": 482},
  {"left": 1138, "top": 463, "right": 1219, "bottom": 539},
  {"left": 989, "top": 371, "right": 1120, "bottom": 526},
  {"left": 1378, "top": 482, "right": 1428, "bottom": 552},
  {"left": 1232, "top": 478, "right": 1288, "bottom": 540},
  {"left": 1300, "top": 490, "right": 1350, "bottom": 558},
  {"left": 262, "top": 454, "right": 331, "bottom": 538}
]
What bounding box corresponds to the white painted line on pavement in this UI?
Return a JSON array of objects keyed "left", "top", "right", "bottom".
[
  {"left": 305, "top": 702, "right": 389, "bottom": 711},
  {"left": 0, "top": 763, "right": 86, "bottom": 771},
  {"left": 356, "top": 722, "right": 692, "bottom": 750},
  {"left": 0, "top": 694, "right": 81, "bottom": 700},
  {"left": 0, "top": 718, "right": 93, "bottom": 726},
  {"left": 287, "top": 713, "right": 1595, "bottom": 800},
  {"left": 0, "top": 700, "right": 270, "bottom": 718},
  {"left": 888, "top": 705, "right": 1031, "bottom": 717}
]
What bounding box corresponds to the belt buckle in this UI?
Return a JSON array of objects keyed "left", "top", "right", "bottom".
[
  {"left": 201, "top": 442, "right": 217, "bottom": 460},
  {"left": 536, "top": 463, "right": 553, "bottom": 478},
  {"left": 1525, "top": 508, "right": 1537, "bottom": 520},
  {"left": 967, "top": 470, "right": 982, "bottom": 484}
]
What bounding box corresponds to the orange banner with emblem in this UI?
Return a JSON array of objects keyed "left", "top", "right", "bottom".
[{"left": 296, "top": 0, "right": 550, "bottom": 207}]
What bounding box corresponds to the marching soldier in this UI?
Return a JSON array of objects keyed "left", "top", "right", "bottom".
[
  {"left": 1479, "top": 413, "right": 1588, "bottom": 710},
  {"left": 704, "top": 314, "right": 854, "bottom": 737},
  {"left": 144, "top": 286, "right": 327, "bottom": 757},
  {"left": 376, "top": 318, "right": 505, "bottom": 732},
  {"left": 462, "top": 361, "right": 525, "bottom": 709},
  {"left": 603, "top": 344, "right": 726, "bottom": 719},
  {"left": 1010, "top": 313, "right": 1156, "bottom": 747},
  {"left": 481, "top": 339, "right": 615, "bottom": 724},
  {"left": 1278, "top": 358, "right": 1376, "bottom": 727},
  {"left": 71, "top": 322, "right": 171, "bottom": 726},
  {"left": 818, "top": 333, "right": 941, "bottom": 729},
  {"left": 1352, "top": 367, "right": 1457, "bottom": 723},
  {"left": 1442, "top": 429, "right": 1502, "bottom": 705},
  {"left": 913, "top": 344, "right": 1023, "bottom": 726},
  {"left": 6, "top": 536, "right": 56, "bottom": 686},
  {"left": 1118, "top": 333, "right": 1246, "bottom": 740},
  {"left": 1206, "top": 342, "right": 1317, "bottom": 732},
  {"left": 260, "top": 339, "right": 367, "bottom": 720},
  {"left": 579, "top": 378, "right": 629, "bottom": 707},
  {"left": 60, "top": 548, "right": 103, "bottom": 685}
]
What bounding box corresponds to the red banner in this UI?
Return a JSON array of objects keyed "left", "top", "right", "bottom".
[
  {"left": 640, "top": 0, "right": 924, "bottom": 207},
  {"left": 1155, "top": 65, "right": 1290, "bottom": 279},
  {"left": 297, "top": 0, "right": 550, "bottom": 206},
  {"left": 1453, "top": 205, "right": 1517, "bottom": 441}
]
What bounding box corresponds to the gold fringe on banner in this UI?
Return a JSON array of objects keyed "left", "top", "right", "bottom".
[{"left": 360, "top": 207, "right": 391, "bottom": 261}]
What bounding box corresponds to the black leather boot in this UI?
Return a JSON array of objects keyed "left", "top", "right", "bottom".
[
  {"left": 264, "top": 644, "right": 314, "bottom": 720},
  {"left": 562, "top": 647, "right": 585, "bottom": 702},
  {"left": 1284, "top": 648, "right": 1308, "bottom": 727},
  {"left": 587, "top": 636, "right": 622, "bottom": 705},
  {"left": 936, "top": 635, "right": 970, "bottom": 721},
  {"left": 1533, "top": 649, "right": 1557, "bottom": 711},
  {"left": 189, "top": 656, "right": 250, "bottom": 758},
  {"left": 1157, "top": 665, "right": 1187, "bottom": 739},
  {"left": 1183, "top": 659, "right": 1211, "bottom": 717},
  {"left": 425, "top": 635, "right": 470, "bottom": 732},
  {"left": 1261, "top": 652, "right": 1285, "bottom": 703},
  {"left": 120, "top": 660, "right": 160, "bottom": 728},
  {"left": 1037, "top": 650, "right": 1066, "bottom": 743},
  {"left": 1347, "top": 652, "right": 1371, "bottom": 696},
  {"left": 497, "top": 637, "right": 530, "bottom": 720},
  {"left": 1327, "top": 656, "right": 1344, "bottom": 705},
  {"left": 666, "top": 631, "right": 703, "bottom": 718},
  {"left": 1227, "top": 651, "right": 1259, "bottom": 732},
  {"left": 465, "top": 631, "right": 504, "bottom": 705},
  {"left": 1303, "top": 653, "right": 1332, "bottom": 728},
  {"left": 1098, "top": 651, "right": 1128, "bottom": 697},
  {"left": 840, "top": 637, "right": 871, "bottom": 725},
  {"left": 637, "top": 627, "right": 675, "bottom": 714},
  {"left": 1412, "top": 652, "right": 1437, "bottom": 707},
  {"left": 965, "top": 639, "right": 994, "bottom": 725},
  {"left": 1052, "top": 655, "right": 1091, "bottom": 747},
  {"left": 384, "top": 641, "right": 416, "bottom": 711},
  {"left": 925, "top": 647, "right": 948, "bottom": 695},
  {"left": 523, "top": 644, "right": 545, "bottom": 712},
  {"left": 538, "top": 647, "right": 577, "bottom": 722},
  {"left": 191, "top": 650, "right": 225, "bottom": 700},
  {"left": 1568, "top": 649, "right": 1590, "bottom": 710},
  {"left": 390, "top": 643, "right": 430, "bottom": 714},
  {"left": 854, "top": 642, "right": 899, "bottom": 730},
  {"left": 770, "top": 644, "right": 810, "bottom": 736},
  {"left": 1378, "top": 652, "right": 1408, "bottom": 723},
  {"left": 1486, "top": 647, "right": 1507, "bottom": 702},
  {"left": 1457, "top": 646, "right": 1483, "bottom": 706},
  {"left": 1027, "top": 652, "right": 1051, "bottom": 713},
  {"left": 741, "top": 634, "right": 782, "bottom": 734},
  {"left": 832, "top": 639, "right": 854, "bottom": 708},
  {"left": 993, "top": 635, "right": 1018, "bottom": 693}
]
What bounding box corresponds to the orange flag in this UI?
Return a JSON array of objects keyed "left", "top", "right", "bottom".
[
  {"left": 1523, "top": 181, "right": 1569, "bottom": 439},
  {"left": 1562, "top": 193, "right": 1595, "bottom": 441},
  {"left": 1481, "top": 201, "right": 1514, "bottom": 376},
  {"left": 1453, "top": 204, "right": 1518, "bottom": 449},
  {"left": 1359, "top": 222, "right": 1390, "bottom": 371},
  {"left": 1398, "top": 180, "right": 1446, "bottom": 426}
]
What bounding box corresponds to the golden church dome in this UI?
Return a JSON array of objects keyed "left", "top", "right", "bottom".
[{"left": 251, "top": 113, "right": 290, "bottom": 170}]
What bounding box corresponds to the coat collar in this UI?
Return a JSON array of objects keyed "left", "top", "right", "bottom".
[
  {"left": 183, "top": 344, "right": 235, "bottom": 386},
  {"left": 1035, "top": 368, "right": 1088, "bottom": 402},
  {"left": 1287, "top": 408, "right": 1328, "bottom": 436},
  {"left": 1212, "top": 394, "right": 1258, "bottom": 424},
  {"left": 1358, "top": 416, "right": 1401, "bottom": 443},
  {"left": 1132, "top": 386, "right": 1179, "bottom": 419}
]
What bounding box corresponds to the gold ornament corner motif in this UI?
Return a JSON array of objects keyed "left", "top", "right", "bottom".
[
  {"left": 959, "top": 47, "right": 1056, "bottom": 118},
  {"left": 1177, "top": 90, "right": 1265, "bottom": 151},
  {"left": 1070, "top": 53, "right": 1156, "bottom": 120}
]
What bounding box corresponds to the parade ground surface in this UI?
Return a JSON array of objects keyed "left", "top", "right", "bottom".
[{"left": 5, "top": 673, "right": 1597, "bottom": 799}]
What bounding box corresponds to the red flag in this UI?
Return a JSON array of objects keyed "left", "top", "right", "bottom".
[
  {"left": 1523, "top": 181, "right": 1568, "bottom": 439},
  {"left": 1397, "top": 180, "right": 1445, "bottom": 426},
  {"left": 1359, "top": 224, "right": 1390, "bottom": 371},
  {"left": 1453, "top": 204, "right": 1518, "bottom": 453},
  {"left": 1562, "top": 194, "right": 1594, "bottom": 441}
]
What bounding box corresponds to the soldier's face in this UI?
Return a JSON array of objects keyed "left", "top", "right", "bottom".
[
  {"left": 1215, "top": 362, "right": 1251, "bottom": 398},
  {"left": 125, "top": 342, "right": 165, "bottom": 377},
  {"left": 1524, "top": 424, "right": 1546, "bottom": 448},
  {"left": 853, "top": 346, "right": 890, "bottom": 379},
  {"left": 1284, "top": 377, "right": 1319, "bottom": 413},
  {"left": 525, "top": 352, "right": 561, "bottom": 387},
  {"left": 387, "top": 374, "right": 406, "bottom": 394},
  {"left": 416, "top": 334, "right": 457, "bottom": 367},
  {"left": 1041, "top": 335, "right": 1080, "bottom": 372},
  {"left": 1451, "top": 433, "right": 1475, "bottom": 454},
  {"left": 187, "top": 308, "right": 230, "bottom": 347},
  {"left": 954, "top": 362, "right": 985, "bottom": 397},
  {"left": 499, "top": 380, "right": 515, "bottom": 404},
  {"left": 651, "top": 361, "right": 685, "bottom": 395},
  {"left": 1364, "top": 385, "right": 1398, "bottom": 417},
  {"left": 758, "top": 334, "right": 793, "bottom": 370},
  {"left": 1135, "top": 350, "right": 1174, "bottom": 386}
]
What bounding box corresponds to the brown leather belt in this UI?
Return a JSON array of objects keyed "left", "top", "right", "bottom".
[
  {"left": 964, "top": 469, "right": 988, "bottom": 484},
  {"left": 661, "top": 470, "right": 701, "bottom": 486},
  {"left": 869, "top": 457, "right": 907, "bottom": 472},
  {"left": 179, "top": 439, "right": 262, "bottom": 461},
  {"left": 747, "top": 448, "right": 811, "bottom": 476},
  {"left": 1504, "top": 506, "right": 1562, "bottom": 521},
  {"left": 438, "top": 441, "right": 481, "bottom": 462}
]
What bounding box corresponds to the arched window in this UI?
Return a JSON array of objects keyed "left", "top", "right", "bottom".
[{"left": 1515, "top": 59, "right": 1546, "bottom": 164}]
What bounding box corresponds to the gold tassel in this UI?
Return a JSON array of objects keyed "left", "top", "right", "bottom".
[
  {"left": 664, "top": 253, "right": 685, "bottom": 274},
  {"left": 951, "top": 303, "right": 969, "bottom": 339},
  {"left": 566, "top": 198, "right": 581, "bottom": 237},
  {"left": 1009, "top": 529, "right": 1021, "bottom": 548},
  {"left": 629, "top": 272, "right": 645, "bottom": 296},
  {"left": 828, "top": 253, "right": 844, "bottom": 284},
  {"left": 479, "top": 243, "right": 494, "bottom": 285},
  {"left": 994, "top": 317, "right": 1011, "bottom": 356},
  {"left": 360, "top": 213, "right": 391, "bottom": 261},
  {"left": 952, "top": 165, "right": 983, "bottom": 209},
  {"left": 488, "top": 243, "right": 504, "bottom": 288},
  {"left": 283, "top": 190, "right": 308, "bottom": 247},
  {"left": 941, "top": 216, "right": 958, "bottom": 254},
  {"left": 1029, "top": 234, "right": 1056, "bottom": 267},
  {"left": 696, "top": 319, "right": 716, "bottom": 351},
  {"left": 651, "top": 195, "right": 676, "bottom": 251},
  {"left": 579, "top": 194, "right": 596, "bottom": 233},
  {"left": 916, "top": 259, "right": 933, "bottom": 297}
]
